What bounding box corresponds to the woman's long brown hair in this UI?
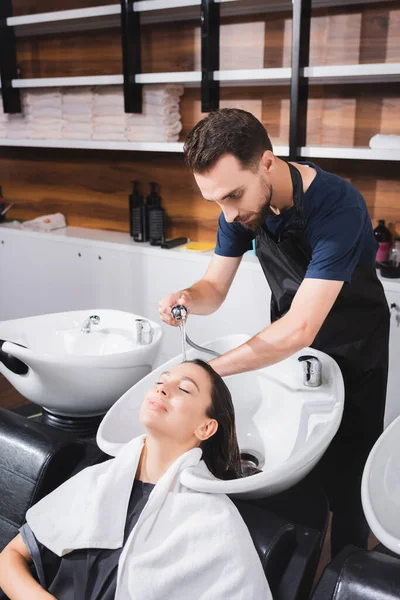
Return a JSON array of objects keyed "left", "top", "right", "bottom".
[{"left": 186, "top": 359, "right": 244, "bottom": 480}]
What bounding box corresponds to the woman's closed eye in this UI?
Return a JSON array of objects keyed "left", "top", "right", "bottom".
[{"left": 156, "top": 381, "right": 190, "bottom": 394}]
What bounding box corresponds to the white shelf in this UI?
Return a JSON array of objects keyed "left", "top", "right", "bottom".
[
  {"left": 12, "top": 75, "right": 123, "bottom": 88},
  {"left": 0, "top": 138, "right": 290, "bottom": 156},
  {"left": 305, "top": 62, "right": 400, "bottom": 84},
  {"left": 8, "top": 0, "right": 397, "bottom": 34},
  {"left": 0, "top": 139, "right": 184, "bottom": 152},
  {"left": 3, "top": 63, "right": 400, "bottom": 90},
  {"left": 300, "top": 146, "right": 400, "bottom": 161}
]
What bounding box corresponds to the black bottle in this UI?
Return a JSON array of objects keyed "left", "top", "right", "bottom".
[
  {"left": 374, "top": 219, "right": 392, "bottom": 263},
  {"left": 129, "top": 181, "right": 148, "bottom": 242},
  {"left": 147, "top": 182, "right": 165, "bottom": 246}
]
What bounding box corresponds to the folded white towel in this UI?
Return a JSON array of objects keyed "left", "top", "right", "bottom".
[
  {"left": 62, "top": 88, "right": 94, "bottom": 105},
  {"left": 63, "top": 126, "right": 93, "bottom": 135},
  {"left": 369, "top": 133, "right": 400, "bottom": 149},
  {"left": 31, "top": 131, "right": 63, "bottom": 139},
  {"left": 63, "top": 105, "right": 93, "bottom": 115},
  {"left": 21, "top": 213, "right": 67, "bottom": 232},
  {"left": 92, "top": 105, "right": 125, "bottom": 116},
  {"left": 126, "top": 120, "right": 182, "bottom": 136},
  {"left": 126, "top": 131, "right": 179, "bottom": 142},
  {"left": 62, "top": 114, "right": 92, "bottom": 125},
  {"left": 126, "top": 113, "right": 181, "bottom": 127},
  {"left": 7, "top": 130, "right": 34, "bottom": 139},
  {"left": 92, "top": 116, "right": 126, "bottom": 126},
  {"left": 92, "top": 132, "right": 127, "bottom": 141},
  {"left": 31, "top": 117, "right": 63, "bottom": 125},
  {"left": 26, "top": 108, "right": 63, "bottom": 118},
  {"left": 93, "top": 126, "right": 126, "bottom": 134},
  {"left": 143, "top": 102, "right": 180, "bottom": 117},
  {"left": 62, "top": 131, "right": 92, "bottom": 140},
  {"left": 144, "top": 83, "right": 184, "bottom": 96}
]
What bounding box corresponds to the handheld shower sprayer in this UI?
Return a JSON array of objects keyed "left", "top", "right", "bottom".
[{"left": 170, "top": 304, "right": 220, "bottom": 358}]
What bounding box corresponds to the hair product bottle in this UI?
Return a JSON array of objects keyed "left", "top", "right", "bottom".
[
  {"left": 147, "top": 182, "right": 165, "bottom": 246},
  {"left": 374, "top": 219, "right": 392, "bottom": 263},
  {"left": 129, "top": 181, "right": 148, "bottom": 242}
]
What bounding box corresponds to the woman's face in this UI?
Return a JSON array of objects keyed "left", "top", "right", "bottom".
[{"left": 139, "top": 362, "right": 218, "bottom": 445}]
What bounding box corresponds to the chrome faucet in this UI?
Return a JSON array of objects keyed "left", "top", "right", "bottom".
[
  {"left": 298, "top": 355, "right": 322, "bottom": 387},
  {"left": 135, "top": 319, "right": 153, "bottom": 345},
  {"left": 81, "top": 315, "right": 100, "bottom": 334},
  {"left": 170, "top": 304, "right": 221, "bottom": 358}
]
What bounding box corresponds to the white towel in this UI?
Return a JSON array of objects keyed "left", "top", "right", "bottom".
[
  {"left": 62, "top": 88, "right": 94, "bottom": 105},
  {"left": 26, "top": 108, "right": 63, "bottom": 118},
  {"left": 26, "top": 434, "right": 272, "bottom": 600},
  {"left": 63, "top": 114, "right": 92, "bottom": 124},
  {"left": 369, "top": 133, "right": 400, "bottom": 149},
  {"left": 92, "top": 132, "right": 127, "bottom": 141},
  {"left": 92, "top": 116, "right": 126, "bottom": 126},
  {"left": 92, "top": 105, "right": 125, "bottom": 116},
  {"left": 93, "top": 125, "right": 126, "bottom": 134},
  {"left": 63, "top": 104, "right": 92, "bottom": 116},
  {"left": 143, "top": 102, "right": 180, "bottom": 117},
  {"left": 20, "top": 213, "right": 66, "bottom": 231},
  {"left": 126, "top": 120, "right": 182, "bottom": 136},
  {"left": 126, "top": 131, "right": 180, "bottom": 142},
  {"left": 62, "top": 131, "right": 92, "bottom": 140},
  {"left": 126, "top": 113, "right": 181, "bottom": 127}
]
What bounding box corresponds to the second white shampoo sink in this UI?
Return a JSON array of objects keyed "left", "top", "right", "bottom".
[
  {"left": 0, "top": 309, "right": 162, "bottom": 417},
  {"left": 97, "top": 334, "right": 344, "bottom": 499}
]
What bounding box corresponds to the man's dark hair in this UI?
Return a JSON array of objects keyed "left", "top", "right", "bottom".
[{"left": 183, "top": 108, "right": 273, "bottom": 174}]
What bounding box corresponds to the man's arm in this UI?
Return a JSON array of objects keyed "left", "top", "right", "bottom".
[
  {"left": 159, "top": 253, "right": 242, "bottom": 326},
  {"left": 209, "top": 278, "right": 344, "bottom": 377}
]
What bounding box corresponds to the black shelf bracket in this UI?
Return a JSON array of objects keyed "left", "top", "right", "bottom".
[
  {"left": 0, "top": 0, "right": 22, "bottom": 114},
  {"left": 200, "top": 0, "right": 220, "bottom": 113},
  {"left": 289, "top": 0, "right": 312, "bottom": 160},
  {"left": 120, "top": 0, "right": 142, "bottom": 113}
]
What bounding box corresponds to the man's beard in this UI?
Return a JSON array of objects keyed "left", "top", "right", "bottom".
[{"left": 234, "top": 182, "right": 273, "bottom": 231}]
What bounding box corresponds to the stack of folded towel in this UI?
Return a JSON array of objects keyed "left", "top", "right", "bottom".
[
  {"left": 126, "top": 84, "right": 184, "bottom": 142},
  {"left": 93, "top": 87, "right": 126, "bottom": 141},
  {"left": 23, "top": 89, "right": 63, "bottom": 139},
  {"left": 0, "top": 84, "right": 184, "bottom": 143},
  {"left": 62, "top": 88, "right": 93, "bottom": 140}
]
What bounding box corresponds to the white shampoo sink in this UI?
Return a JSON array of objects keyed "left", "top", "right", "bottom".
[
  {"left": 0, "top": 309, "right": 162, "bottom": 417},
  {"left": 362, "top": 415, "right": 400, "bottom": 556},
  {"left": 97, "top": 334, "right": 344, "bottom": 499}
]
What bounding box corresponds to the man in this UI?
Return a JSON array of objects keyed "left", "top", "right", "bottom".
[{"left": 158, "top": 108, "right": 389, "bottom": 556}]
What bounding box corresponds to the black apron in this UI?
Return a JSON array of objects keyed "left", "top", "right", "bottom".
[{"left": 255, "top": 163, "right": 390, "bottom": 514}]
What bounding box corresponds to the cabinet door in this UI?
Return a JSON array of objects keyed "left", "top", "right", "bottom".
[
  {"left": 384, "top": 290, "right": 400, "bottom": 428},
  {"left": 0, "top": 232, "right": 50, "bottom": 320}
]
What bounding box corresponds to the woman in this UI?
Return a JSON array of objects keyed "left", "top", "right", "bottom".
[{"left": 0, "top": 359, "right": 271, "bottom": 600}]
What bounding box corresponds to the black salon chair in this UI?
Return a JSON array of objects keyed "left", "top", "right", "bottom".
[
  {"left": 311, "top": 544, "right": 400, "bottom": 599},
  {"left": 0, "top": 407, "right": 300, "bottom": 599}
]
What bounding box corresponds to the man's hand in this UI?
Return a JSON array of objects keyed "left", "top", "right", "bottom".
[{"left": 158, "top": 290, "right": 193, "bottom": 327}]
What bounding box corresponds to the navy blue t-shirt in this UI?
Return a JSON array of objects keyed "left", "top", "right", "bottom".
[{"left": 215, "top": 162, "right": 378, "bottom": 284}]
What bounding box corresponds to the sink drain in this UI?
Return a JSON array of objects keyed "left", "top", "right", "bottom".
[{"left": 240, "top": 449, "right": 265, "bottom": 472}]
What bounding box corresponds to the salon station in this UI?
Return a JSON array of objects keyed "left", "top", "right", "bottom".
[{"left": 0, "top": 0, "right": 400, "bottom": 599}]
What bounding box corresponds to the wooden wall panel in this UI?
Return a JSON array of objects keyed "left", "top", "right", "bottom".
[
  {"left": 14, "top": 3, "right": 400, "bottom": 79},
  {"left": 0, "top": 148, "right": 220, "bottom": 242}
]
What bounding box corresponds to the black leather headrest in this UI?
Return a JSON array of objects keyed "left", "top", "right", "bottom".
[
  {"left": 312, "top": 545, "right": 400, "bottom": 600},
  {"left": 0, "top": 408, "right": 87, "bottom": 551},
  {"left": 232, "top": 498, "right": 296, "bottom": 595}
]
